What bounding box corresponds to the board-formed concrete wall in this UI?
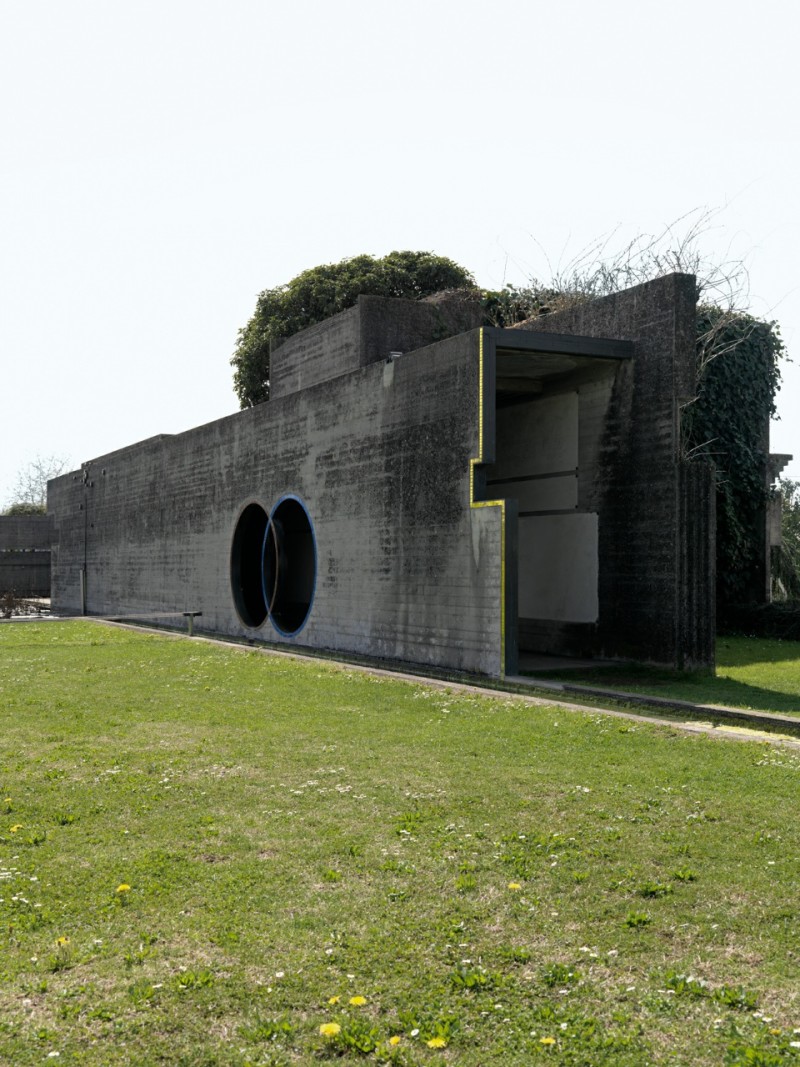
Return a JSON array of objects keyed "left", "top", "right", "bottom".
[
  {"left": 49, "top": 274, "right": 714, "bottom": 675},
  {"left": 272, "top": 293, "right": 484, "bottom": 399},
  {"left": 0, "top": 515, "right": 52, "bottom": 596},
  {"left": 50, "top": 323, "right": 507, "bottom": 675}
]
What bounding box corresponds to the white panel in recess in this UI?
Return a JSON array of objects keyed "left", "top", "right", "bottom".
[
  {"left": 493, "top": 392, "right": 578, "bottom": 479},
  {"left": 518, "top": 513, "right": 598, "bottom": 622}
]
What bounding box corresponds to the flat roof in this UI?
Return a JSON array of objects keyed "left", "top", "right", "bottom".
[{"left": 487, "top": 326, "right": 634, "bottom": 361}]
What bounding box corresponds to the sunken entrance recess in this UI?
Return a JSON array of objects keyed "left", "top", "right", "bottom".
[
  {"left": 230, "top": 496, "right": 317, "bottom": 636},
  {"left": 484, "top": 329, "right": 632, "bottom": 661}
]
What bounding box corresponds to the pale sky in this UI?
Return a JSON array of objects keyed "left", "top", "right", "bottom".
[{"left": 2, "top": 0, "right": 799, "bottom": 506}]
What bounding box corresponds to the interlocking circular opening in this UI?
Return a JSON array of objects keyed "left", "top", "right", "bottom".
[{"left": 230, "top": 496, "right": 316, "bottom": 635}]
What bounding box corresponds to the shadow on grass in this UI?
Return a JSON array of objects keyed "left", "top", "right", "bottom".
[
  {"left": 717, "top": 635, "right": 800, "bottom": 667},
  {"left": 526, "top": 659, "right": 800, "bottom": 715}
]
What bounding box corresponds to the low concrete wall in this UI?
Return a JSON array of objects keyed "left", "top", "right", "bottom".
[
  {"left": 272, "top": 293, "right": 483, "bottom": 400},
  {"left": 0, "top": 553, "right": 51, "bottom": 597},
  {"left": 0, "top": 515, "right": 52, "bottom": 596}
]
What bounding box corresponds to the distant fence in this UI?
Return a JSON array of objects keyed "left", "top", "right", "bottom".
[{"left": 0, "top": 515, "right": 52, "bottom": 597}]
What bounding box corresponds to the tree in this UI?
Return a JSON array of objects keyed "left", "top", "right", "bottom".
[
  {"left": 231, "top": 251, "right": 475, "bottom": 407},
  {"left": 4, "top": 501, "right": 48, "bottom": 516},
  {"left": 4, "top": 454, "right": 70, "bottom": 514}
]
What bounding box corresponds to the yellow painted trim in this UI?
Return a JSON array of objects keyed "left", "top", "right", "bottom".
[{"left": 469, "top": 327, "right": 507, "bottom": 677}]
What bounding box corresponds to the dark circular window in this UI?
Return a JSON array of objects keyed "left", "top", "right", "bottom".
[
  {"left": 230, "top": 502, "right": 269, "bottom": 627},
  {"left": 263, "top": 496, "right": 316, "bottom": 636},
  {"left": 230, "top": 496, "right": 316, "bottom": 635}
]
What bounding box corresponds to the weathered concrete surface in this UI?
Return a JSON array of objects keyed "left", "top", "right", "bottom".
[
  {"left": 0, "top": 515, "right": 52, "bottom": 596},
  {"left": 272, "top": 293, "right": 483, "bottom": 399},
  {"left": 49, "top": 276, "right": 714, "bottom": 675},
  {"left": 50, "top": 327, "right": 506, "bottom": 675}
]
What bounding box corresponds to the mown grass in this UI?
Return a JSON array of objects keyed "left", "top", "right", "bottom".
[
  {"left": 1, "top": 621, "right": 799, "bottom": 1066},
  {"left": 527, "top": 636, "right": 800, "bottom": 715}
]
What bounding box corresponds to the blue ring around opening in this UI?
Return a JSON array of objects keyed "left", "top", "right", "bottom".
[{"left": 261, "top": 493, "right": 317, "bottom": 638}]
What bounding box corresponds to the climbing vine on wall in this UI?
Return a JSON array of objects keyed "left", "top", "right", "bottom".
[{"left": 684, "top": 308, "right": 785, "bottom": 606}]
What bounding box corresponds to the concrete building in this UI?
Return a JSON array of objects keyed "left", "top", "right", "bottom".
[{"left": 49, "top": 273, "right": 715, "bottom": 676}]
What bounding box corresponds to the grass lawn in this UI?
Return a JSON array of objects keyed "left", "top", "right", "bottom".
[
  {"left": 526, "top": 636, "right": 800, "bottom": 716},
  {"left": 1, "top": 621, "right": 799, "bottom": 1065}
]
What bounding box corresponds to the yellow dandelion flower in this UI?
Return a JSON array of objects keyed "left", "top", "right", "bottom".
[
  {"left": 56, "top": 936, "right": 70, "bottom": 946},
  {"left": 389, "top": 1035, "right": 401, "bottom": 1046},
  {"left": 10, "top": 824, "right": 23, "bottom": 833},
  {"left": 349, "top": 995, "right": 367, "bottom": 1006},
  {"left": 328, "top": 995, "right": 340, "bottom": 1005},
  {"left": 426, "top": 1036, "right": 447, "bottom": 1048},
  {"left": 540, "top": 1036, "right": 556, "bottom": 1045},
  {"left": 319, "top": 1022, "right": 341, "bottom": 1038},
  {"left": 508, "top": 882, "right": 522, "bottom": 890},
  {"left": 116, "top": 883, "right": 131, "bottom": 893}
]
